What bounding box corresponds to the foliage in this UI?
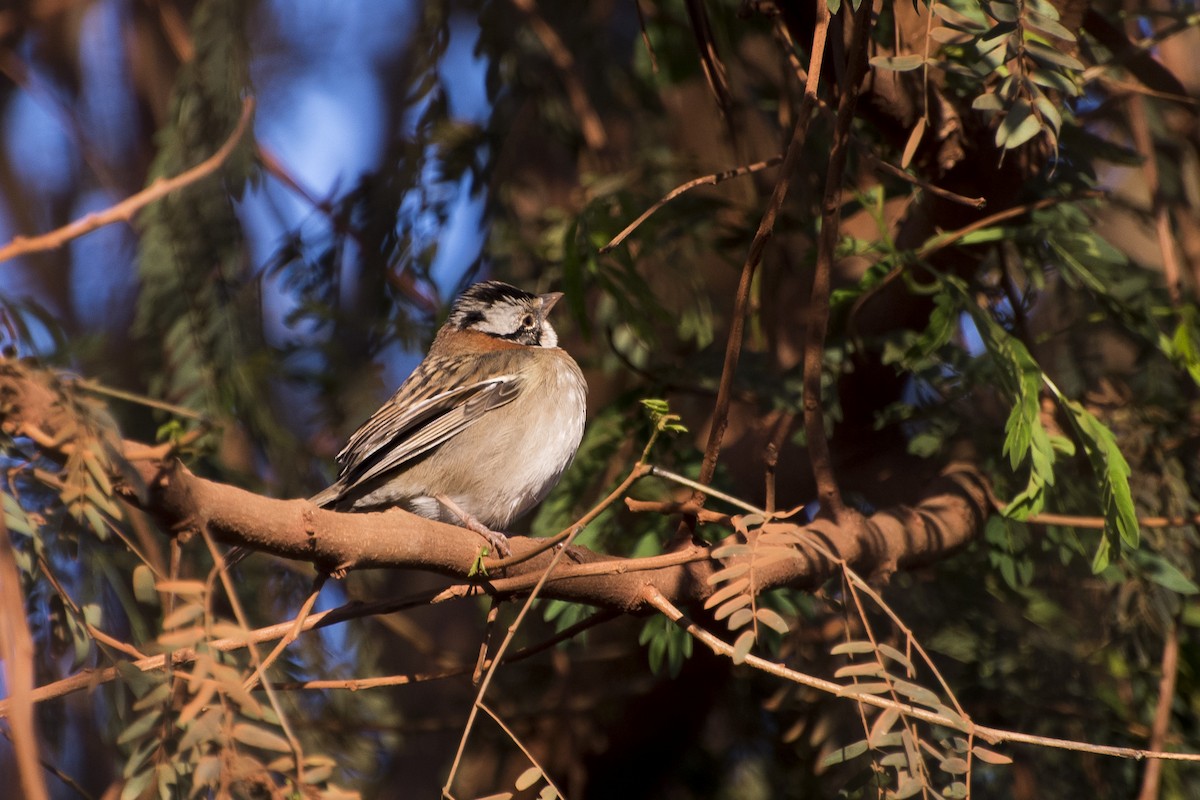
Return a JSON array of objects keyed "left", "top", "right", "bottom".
[{"left": 2, "top": 0, "right": 1200, "bottom": 797}]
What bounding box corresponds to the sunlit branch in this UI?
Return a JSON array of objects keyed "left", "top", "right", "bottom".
[
  {"left": 0, "top": 97, "right": 255, "bottom": 265},
  {"left": 0, "top": 514, "right": 50, "bottom": 800},
  {"left": 644, "top": 587, "right": 1200, "bottom": 765}
]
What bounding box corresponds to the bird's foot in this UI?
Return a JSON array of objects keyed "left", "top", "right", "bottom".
[{"left": 435, "top": 494, "right": 513, "bottom": 558}]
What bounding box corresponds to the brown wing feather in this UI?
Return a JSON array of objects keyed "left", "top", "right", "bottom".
[{"left": 318, "top": 349, "right": 525, "bottom": 507}]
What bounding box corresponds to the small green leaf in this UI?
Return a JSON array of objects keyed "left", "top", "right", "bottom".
[
  {"left": 120, "top": 767, "right": 155, "bottom": 800},
  {"left": 116, "top": 708, "right": 163, "bottom": 746},
  {"left": 754, "top": 607, "right": 790, "bottom": 634},
  {"left": 1024, "top": 39, "right": 1083, "bottom": 71},
  {"left": 870, "top": 55, "right": 927, "bottom": 72},
  {"left": 819, "top": 739, "right": 869, "bottom": 768},
  {"left": 834, "top": 662, "right": 887, "bottom": 679},
  {"left": 893, "top": 776, "right": 924, "bottom": 799},
  {"left": 727, "top": 608, "right": 754, "bottom": 630},
  {"left": 704, "top": 578, "right": 750, "bottom": 610},
  {"left": 972, "top": 745, "right": 1013, "bottom": 764},
  {"left": 232, "top": 722, "right": 292, "bottom": 753},
  {"left": 878, "top": 643, "right": 914, "bottom": 673},
  {"left": 714, "top": 594, "right": 752, "bottom": 621},
  {"left": 515, "top": 767, "right": 543, "bottom": 791},
  {"left": 940, "top": 756, "right": 969, "bottom": 774},
  {"left": 732, "top": 630, "right": 755, "bottom": 663},
  {"left": 1136, "top": 552, "right": 1199, "bottom": 595},
  {"left": 133, "top": 565, "right": 158, "bottom": 606},
  {"left": 831, "top": 640, "right": 877, "bottom": 656}
]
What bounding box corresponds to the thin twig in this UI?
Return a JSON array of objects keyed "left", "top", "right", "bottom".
[
  {"left": 270, "top": 609, "right": 619, "bottom": 693},
  {"left": 509, "top": 0, "right": 607, "bottom": 150},
  {"left": 242, "top": 574, "right": 327, "bottom": 693},
  {"left": 644, "top": 587, "right": 1200, "bottom": 764},
  {"left": 0, "top": 96, "right": 255, "bottom": 265},
  {"left": 600, "top": 157, "right": 783, "bottom": 253},
  {"left": 443, "top": 459, "right": 653, "bottom": 794},
  {"left": 443, "top": 514, "right": 584, "bottom": 796},
  {"left": 0, "top": 514, "right": 50, "bottom": 800},
  {"left": 70, "top": 376, "right": 208, "bottom": 422},
  {"left": 987, "top": 482, "right": 1200, "bottom": 529},
  {"left": 479, "top": 701, "right": 566, "bottom": 797},
  {"left": 485, "top": 462, "right": 651, "bottom": 571},
  {"left": 1126, "top": 89, "right": 1182, "bottom": 305},
  {"left": 1137, "top": 618, "right": 1181, "bottom": 800},
  {"left": 0, "top": 726, "right": 93, "bottom": 800},
  {"left": 688, "top": 2, "right": 831, "bottom": 527},
  {"left": 847, "top": 193, "right": 1101, "bottom": 341},
  {"left": 863, "top": 149, "right": 986, "bottom": 208},
  {"left": 201, "top": 529, "right": 307, "bottom": 786},
  {"left": 804, "top": 0, "right": 873, "bottom": 521}
]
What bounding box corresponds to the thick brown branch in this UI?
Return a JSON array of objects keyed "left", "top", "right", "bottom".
[{"left": 0, "top": 363, "right": 992, "bottom": 719}]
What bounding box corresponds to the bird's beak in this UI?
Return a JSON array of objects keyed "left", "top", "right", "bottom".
[{"left": 539, "top": 292, "right": 564, "bottom": 317}]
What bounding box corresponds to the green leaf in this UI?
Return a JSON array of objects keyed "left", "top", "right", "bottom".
[
  {"left": 877, "top": 643, "right": 914, "bottom": 674},
  {"left": 1024, "top": 40, "right": 1083, "bottom": 71},
  {"left": 120, "top": 767, "right": 155, "bottom": 800},
  {"left": 1056, "top": 396, "right": 1139, "bottom": 559},
  {"left": 972, "top": 745, "right": 1013, "bottom": 764},
  {"left": 830, "top": 640, "right": 878, "bottom": 656},
  {"left": 732, "top": 630, "right": 755, "bottom": 664},
  {"left": 515, "top": 767, "right": 543, "bottom": 791},
  {"left": 834, "top": 662, "right": 887, "bottom": 679},
  {"left": 704, "top": 578, "right": 750, "bottom": 610},
  {"left": 1024, "top": 10, "right": 1074, "bottom": 40},
  {"left": 870, "top": 55, "right": 927, "bottom": 72},
  {"left": 940, "top": 756, "right": 969, "bottom": 774},
  {"left": 819, "top": 739, "right": 869, "bottom": 768},
  {"left": 232, "top": 722, "right": 292, "bottom": 753},
  {"left": 116, "top": 708, "right": 163, "bottom": 746},
  {"left": 943, "top": 781, "right": 968, "bottom": 798},
  {"left": 1135, "top": 551, "right": 1199, "bottom": 595},
  {"left": 996, "top": 100, "right": 1043, "bottom": 150},
  {"left": 754, "top": 607, "right": 790, "bottom": 634}
]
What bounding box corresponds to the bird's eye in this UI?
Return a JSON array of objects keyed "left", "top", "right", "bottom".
[{"left": 521, "top": 314, "right": 535, "bottom": 328}]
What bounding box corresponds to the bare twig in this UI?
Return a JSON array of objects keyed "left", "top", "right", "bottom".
[
  {"left": 509, "top": 0, "right": 607, "bottom": 150},
  {"left": 242, "top": 574, "right": 327, "bottom": 693},
  {"left": 1138, "top": 618, "right": 1181, "bottom": 800},
  {"left": 201, "top": 529, "right": 307, "bottom": 786},
  {"left": 443, "top": 506, "right": 585, "bottom": 796},
  {"left": 0, "top": 514, "right": 50, "bottom": 800},
  {"left": 271, "top": 608, "right": 619, "bottom": 693},
  {"left": 644, "top": 587, "right": 1200, "bottom": 764},
  {"left": 1126, "top": 89, "right": 1182, "bottom": 305},
  {"left": 805, "top": 0, "right": 872, "bottom": 521},
  {"left": 444, "top": 457, "right": 653, "bottom": 794},
  {"left": 0, "top": 96, "right": 255, "bottom": 265},
  {"left": 600, "top": 157, "right": 783, "bottom": 253},
  {"left": 689, "top": 2, "right": 832, "bottom": 526},
  {"left": 479, "top": 701, "right": 565, "bottom": 797}
]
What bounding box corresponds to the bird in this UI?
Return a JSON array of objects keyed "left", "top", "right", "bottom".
[{"left": 309, "top": 280, "right": 587, "bottom": 557}]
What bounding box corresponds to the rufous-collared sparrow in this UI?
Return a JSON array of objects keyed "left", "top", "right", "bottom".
[{"left": 310, "top": 281, "right": 587, "bottom": 556}]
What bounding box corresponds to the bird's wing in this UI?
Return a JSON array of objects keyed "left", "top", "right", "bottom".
[{"left": 333, "top": 371, "right": 522, "bottom": 494}]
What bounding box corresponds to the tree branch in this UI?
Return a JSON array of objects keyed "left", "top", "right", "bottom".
[
  {"left": 805, "top": 0, "right": 873, "bottom": 521},
  {"left": 0, "top": 359, "right": 992, "bottom": 608},
  {"left": 0, "top": 513, "right": 50, "bottom": 800},
  {"left": 0, "top": 96, "right": 255, "bottom": 265}
]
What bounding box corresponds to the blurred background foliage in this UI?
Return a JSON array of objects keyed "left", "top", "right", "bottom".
[{"left": 1, "top": 0, "right": 1200, "bottom": 797}]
